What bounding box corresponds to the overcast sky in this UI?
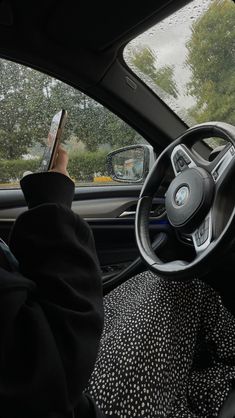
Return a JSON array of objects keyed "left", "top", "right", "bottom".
[{"left": 126, "top": 0, "right": 212, "bottom": 111}]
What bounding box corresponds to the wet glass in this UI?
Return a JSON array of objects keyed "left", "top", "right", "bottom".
[
  {"left": 124, "top": 0, "right": 235, "bottom": 150},
  {"left": 0, "top": 58, "right": 146, "bottom": 188}
]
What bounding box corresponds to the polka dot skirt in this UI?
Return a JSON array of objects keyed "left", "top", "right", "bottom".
[{"left": 86, "top": 271, "right": 235, "bottom": 417}]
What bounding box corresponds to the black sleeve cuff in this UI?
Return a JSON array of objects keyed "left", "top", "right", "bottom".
[{"left": 20, "top": 172, "right": 75, "bottom": 209}]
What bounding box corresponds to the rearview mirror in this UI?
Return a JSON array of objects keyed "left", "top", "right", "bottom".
[{"left": 107, "top": 144, "right": 155, "bottom": 183}]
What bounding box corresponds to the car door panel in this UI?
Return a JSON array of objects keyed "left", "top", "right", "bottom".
[{"left": 0, "top": 185, "right": 169, "bottom": 281}]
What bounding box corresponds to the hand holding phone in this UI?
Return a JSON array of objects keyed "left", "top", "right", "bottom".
[
  {"left": 50, "top": 145, "right": 71, "bottom": 179},
  {"left": 40, "top": 109, "right": 68, "bottom": 172}
]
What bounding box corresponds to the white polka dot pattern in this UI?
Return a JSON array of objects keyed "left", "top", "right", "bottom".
[{"left": 86, "top": 271, "right": 235, "bottom": 417}]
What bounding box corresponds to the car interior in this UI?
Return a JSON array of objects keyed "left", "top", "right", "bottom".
[
  {"left": 0, "top": 0, "right": 233, "bottom": 294},
  {"left": 0, "top": 0, "right": 235, "bottom": 415}
]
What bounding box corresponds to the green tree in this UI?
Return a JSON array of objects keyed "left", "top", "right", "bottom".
[
  {"left": 0, "top": 60, "right": 54, "bottom": 158},
  {"left": 81, "top": 105, "right": 141, "bottom": 151},
  {"left": 50, "top": 84, "right": 140, "bottom": 151},
  {"left": 130, "top": 46, "right": 178, "bottom": 98},
  {"left": 186, "top": 0, "right": 235, "bottom": 124},
  {"left": 0, "top": 58, "right": 144, "bottom": 159}
]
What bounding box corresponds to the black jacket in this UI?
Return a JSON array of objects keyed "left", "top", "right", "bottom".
[{"left": 0, "top": 172, "right": 104, "bottom": 418}]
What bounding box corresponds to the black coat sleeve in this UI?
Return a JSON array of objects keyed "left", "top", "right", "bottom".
[{"left": 0, "top": 172, "right": 104, "bottom": 418}]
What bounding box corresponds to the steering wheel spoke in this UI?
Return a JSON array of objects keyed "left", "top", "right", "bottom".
[
  {"left": 191, "top": 211, "right": 212, "bottom": 253},
  {"left": 209, "top": 144, "right": 235, "bottom": 183},
  {"left": 170, "top": 144, "right": 197, "bottom": 176}
]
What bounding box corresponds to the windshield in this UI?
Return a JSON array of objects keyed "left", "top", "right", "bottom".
[{"left": 124, "top": 0, "right": 235, "bottom": 130}]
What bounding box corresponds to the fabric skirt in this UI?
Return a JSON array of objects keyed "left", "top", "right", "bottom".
[{"left": 86, "top": 271, "right": 235, "bottom": 417}]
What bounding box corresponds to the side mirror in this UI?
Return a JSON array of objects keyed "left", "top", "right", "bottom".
[{"left": 107, "top": 144, "right": 155, "bottom": 184}]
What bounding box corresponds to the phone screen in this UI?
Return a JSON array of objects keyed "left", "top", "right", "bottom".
[{"left": 40, "top": 109, "right": 67, "bottom": 171}]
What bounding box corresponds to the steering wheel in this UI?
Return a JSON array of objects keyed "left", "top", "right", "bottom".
[{"left": 135, "top": 122, "right": 235, "bottom": 280}]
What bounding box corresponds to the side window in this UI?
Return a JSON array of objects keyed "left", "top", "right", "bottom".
[{"left": 0, "top": 58, "right": 146, "bottom": 188}]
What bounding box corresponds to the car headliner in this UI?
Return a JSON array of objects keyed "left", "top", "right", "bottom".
[{"left": 0, "top": 0, "right": 191, "bottom": 88}]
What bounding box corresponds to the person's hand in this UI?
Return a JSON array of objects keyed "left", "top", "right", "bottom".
[{"left": 50, "top": 145, "right": 72, "bottom": 180}]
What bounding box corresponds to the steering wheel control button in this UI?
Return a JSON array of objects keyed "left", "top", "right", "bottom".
[
  {"left": 178, "top": 157, "right": 186, "bottom": 169},
  {"left": 198, "top": 222, "right": 205, "bottom": 236},
  {"left": 211, "top": 145, "right": 235, "bottom": 183},
  {"left": 173, "top": 150, "right": 191, "bottom": 173},
  {"left": 177, "top": 149, "right": 191, "bottom": 164},
  {"left": 195, "top": 223, "right": 209, "bottom": 246},
  {"left": 173, "top": 154, "right": 181, "bottom": 173},
  {"left": 194, "top": 216, "right": 210, "bottom": 247},
  {"left": 174, "top": 186, "right": 189, "bottom": 206},
  {"left": 212, "top": 170, "right": 219, "bottom": 181},
  {"left": 165, "top": 167, "right": 214, "bottom": 233}
]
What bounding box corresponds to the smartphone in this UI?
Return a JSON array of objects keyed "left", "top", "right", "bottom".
[{"left": 40, "top": 109, "right": 67, "bottom": 171}]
